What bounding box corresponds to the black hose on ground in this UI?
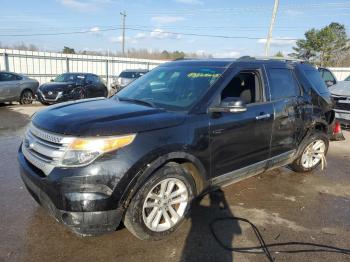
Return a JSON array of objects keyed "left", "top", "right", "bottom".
[{"left": 210, "top": 216, "right": 350, "bottom": 261}]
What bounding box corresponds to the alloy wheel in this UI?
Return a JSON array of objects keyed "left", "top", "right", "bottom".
[
  {"left": 142, "top": 178, "right": 189, "bottom": 232},
  {"left": 301, "top": 139, "right": 326, "bottom": 169},
  {"left": 21, "top": 91, "right": 33, "bottom": 104}
]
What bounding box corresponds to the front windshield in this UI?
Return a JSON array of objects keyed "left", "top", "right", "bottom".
[
  {"left": 54, "top": 73, "right": 85, "bottom": 83},
  {"left": 116, "top": 65, "right": 225, "bottom": 111}
]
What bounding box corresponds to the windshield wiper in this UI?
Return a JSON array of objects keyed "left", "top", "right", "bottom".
[{"left": 118, "top": 97, "right": 157, "bottom": 108}]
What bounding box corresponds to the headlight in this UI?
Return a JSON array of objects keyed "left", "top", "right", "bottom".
[{"left": 60, "top": 134, "right": 136, "bottom": 166}]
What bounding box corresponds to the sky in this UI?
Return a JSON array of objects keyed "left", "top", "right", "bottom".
[{"left": 0, "top": 0, "right": 350, "bottom": 58}]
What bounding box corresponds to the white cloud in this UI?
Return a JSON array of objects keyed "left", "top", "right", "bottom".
[
  {"left": 213, "top": 51, "right": 241, "bottom": 58},
  {"left": 174, "top": 0, "right": 203, "bottom": 4},
  {"left": 151, "top": 16, "right": 185, "bottom": 24},
  {"left": 134, "top": 32, "right": 147, "bottom": 39},
  {"left": 257, "top": 37, "right": 296, "bottom": 46},
  {"left": 90, "top": 26, "right": 100, "bottom": 33},
  {"left": 150, "top": 29, "right": 181, "bottom": 39}
]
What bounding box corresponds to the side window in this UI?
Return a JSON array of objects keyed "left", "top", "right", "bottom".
[
  {"left": 321, "top": 69, "right": 336, "bottom": 86},
  {"left": 268, "top": 69, "right": 300, "bottom": 100},
  {"left": 0, "top": 73, "right": 17, "bottom": 81},
  {"left": 87, "top": 75, "right": 99, "bottom": 83},
  {"left": 221, "top": 71, "right": 263, "bottom": 104}
]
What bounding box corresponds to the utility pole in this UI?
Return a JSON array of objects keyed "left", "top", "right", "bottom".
[
  {"left": 265, "top": 0, "right": 279, "bottom": 56},
  {"left": 120, "top": 11, "right": 127, "bottom": 55}
]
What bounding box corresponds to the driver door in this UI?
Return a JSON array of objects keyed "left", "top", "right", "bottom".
[{"left": 209, "top": 67, "right": 274, "bottom": 183}]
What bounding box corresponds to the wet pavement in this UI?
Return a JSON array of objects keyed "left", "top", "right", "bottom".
[{"left": 0, "top": 104, "right": 349, "bottom": 262}]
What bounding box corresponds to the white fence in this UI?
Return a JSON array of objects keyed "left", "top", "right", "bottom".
[
  {"left": 1, "top": 49, "right": 350, "bottom": 84},
  {"left": 0, "top": 49, "right": 165, "bottom": 88},
  {"left": 328, "top": 67, "right": 350, "bottom": 81}
]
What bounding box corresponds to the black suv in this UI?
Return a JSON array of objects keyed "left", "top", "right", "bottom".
[
  {"left": 18, "top": 58, "right": 335, "bottom": 240},
  {"left": 37, "top": 73, "right": 108, "bottom": 105}
]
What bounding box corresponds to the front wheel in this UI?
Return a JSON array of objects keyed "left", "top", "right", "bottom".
[
  {"left": 289, "top": 132, "right": 329, "bottom": 172},
  {"left": 123, "top": 163, "right": 195, "bottom": 240},
  {"left": 19, "top": 90, "right": 34, "bottom": 104}
]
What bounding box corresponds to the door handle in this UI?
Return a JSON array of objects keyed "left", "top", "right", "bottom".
[{"left": 256, "top": 114, "right": 271, "bottom": 120}]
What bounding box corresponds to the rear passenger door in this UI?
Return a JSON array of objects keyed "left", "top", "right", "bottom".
[
  {"left": 266, "top": 66, "right": 303, "bottom": 158},
  {"left": 0, "top": 73, "right": 20, "bottom": 100}
]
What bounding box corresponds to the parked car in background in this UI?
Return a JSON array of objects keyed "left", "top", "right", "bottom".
[
  {"left": 318, "top": 67, "right": 337, "bottom": 87},
  {"left": 330, "top": 81, "right": 350, "bottom": 127},
  {"left": 0, "top": 71, "right": 39, "bottom": 104},
  {"left": 111, "top": 69, "right": 148, "bottom": 91},
  {"left": 19, "top": 58, "right": 335, "bottom": 239},
  {"left": 37, "top": 73, "right": 108, "bottom": 105}
]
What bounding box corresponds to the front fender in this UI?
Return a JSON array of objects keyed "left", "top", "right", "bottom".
[{"left": 117, "top": 150, "right": 209, "bottom": 209}]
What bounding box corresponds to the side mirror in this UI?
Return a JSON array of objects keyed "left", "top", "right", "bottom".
[
  {"left": 50, "top": 79, "right": 54, "bottom": 82},
  {"left": 209, "top": 97, "right": 247, "bottom": 113}
]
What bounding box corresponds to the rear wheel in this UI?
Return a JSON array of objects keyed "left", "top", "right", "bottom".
[
  {"left": 123, "top": 163, "right": 195, "bottom": 240},
  {"left": 289, "top": 132, "right": 329, "bottom": 172},
  {"left": 19, "top": 90, "right": 34, "bottom": 104}
]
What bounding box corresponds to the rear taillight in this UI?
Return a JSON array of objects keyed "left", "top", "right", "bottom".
[{"left": 333, "top": 121, "right": 342, "bottom": 134}]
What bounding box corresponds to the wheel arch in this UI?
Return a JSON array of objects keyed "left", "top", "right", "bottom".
[
  {"left": 119, "top": 151, "right": 209, "bottom": 210},
  {"left": 19, "top": 88, "right": 34, "bottom": 103}
]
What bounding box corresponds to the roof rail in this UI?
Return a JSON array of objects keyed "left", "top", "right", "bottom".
[{"left": 237, "top": 56, "right": 305, "bottom": 63}]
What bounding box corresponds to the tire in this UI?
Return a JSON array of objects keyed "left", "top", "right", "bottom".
[
  {"left": 289, "top": 131, "right": 329, "bottom": 173},
  {"left": 19, "top": 90, "right": 34, "bottom": 105},
  {"left": 40, "top": 101, "right": 51, "bottom": 106},
  {"left": 123, "top": 163, "right": 196, "bottom": 240}
]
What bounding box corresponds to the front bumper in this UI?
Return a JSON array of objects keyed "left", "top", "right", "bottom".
[{"left": 18, "top": 147, "right": 124, "bottom": 236}]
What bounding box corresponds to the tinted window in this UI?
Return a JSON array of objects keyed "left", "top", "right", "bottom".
[
  {"left": 117, "top": 66, "right": 224, "bottom": 111},
  {"left": 86, "top": 74, "right": 99, "bottom": 83},
  {"left": 54, "top": 73, "right": 85, "bottom": 83},
  {"left": 321, "top": 69, "right": 335, "bottom": 83},
  {"left": 302, "top": 69, "right": 330, "bottom": 94},
  {"left": 268, "top": 69, "right": 300, "bottom": 100},
  {"left": 119, "top": 71, "right": 147, "bottom": 78},
  {"left": 345, "top": 75, "right": 350, "bottom": 81},
  {"left": 0, "top": 73, "right": 17, "bottom": 81}
]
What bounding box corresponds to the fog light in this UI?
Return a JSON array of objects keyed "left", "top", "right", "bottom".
[{"left": 65, "top": 192, "right": 107, "bottom": 201}]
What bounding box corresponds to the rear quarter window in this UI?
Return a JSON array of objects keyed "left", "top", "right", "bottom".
[
  {"left": 267, "top": 68, "right": 300, "bottom": 100},
  {"left": 301, "top": 68, "right": 330, "bottom": 95}
]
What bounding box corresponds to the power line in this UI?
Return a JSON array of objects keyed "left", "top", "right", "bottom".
[{"left": 0, "top": 26, "right": 299, "bottom": 41}]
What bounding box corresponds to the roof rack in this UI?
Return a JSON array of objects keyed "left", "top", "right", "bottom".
[{"left": 237, "top": 56, "right": 305, "bottom": 63}]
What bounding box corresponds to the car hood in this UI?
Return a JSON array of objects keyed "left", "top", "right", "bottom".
[
  {"left": 329, "top": 81, "right": 350, "bottom": 96},
  {"left": 32, "top": 98, "right": 186, "bottom": 136},
  {"left": 39, "top": 82, "right": 76, "bottom": 92}
]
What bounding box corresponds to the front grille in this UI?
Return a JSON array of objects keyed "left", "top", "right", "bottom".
[
  {"left": 334, "top": 101, "right": 350, "bottom": 111},
  {"left": 22, "top": 124, "right": 74, "bottom": 176},
  {"left": 44, "top": 91, "right": 58, "bottom": 99}
]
